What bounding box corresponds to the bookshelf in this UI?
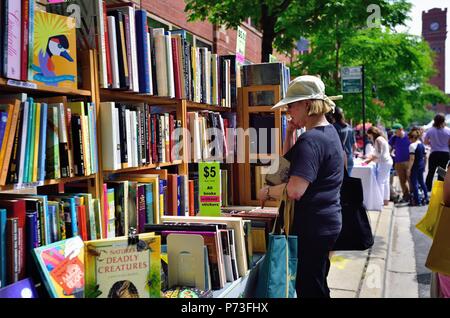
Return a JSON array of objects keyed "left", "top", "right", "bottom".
[
  {"left": 238, "top": 84, "right": 283, "bottom": 207},
  {"left": 0, "top": 49, "right": 102, "bottom": 198}
]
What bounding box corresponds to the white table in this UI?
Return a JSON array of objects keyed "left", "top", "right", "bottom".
[{"left": 351, "top": 161, "right": 384, "bottom": 211}]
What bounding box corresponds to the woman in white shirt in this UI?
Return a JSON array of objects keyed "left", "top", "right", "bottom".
[{"left": 364, "top": 126, "right": 394, "bottom": 206}]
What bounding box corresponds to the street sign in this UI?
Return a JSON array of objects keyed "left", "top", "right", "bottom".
[
  {"left": 236, "top": 26, "right": 247, "bottom": 65},
  {"left": 198, "top": 162, "right": 221, "bottom": 216},
  {"left": 341, "top": 66, "right": 362, "bottom": 93}
]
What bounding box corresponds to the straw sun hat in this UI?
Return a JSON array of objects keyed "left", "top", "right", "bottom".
[{"left": 272, "top": 75, "right": 342, "bottom": 110}]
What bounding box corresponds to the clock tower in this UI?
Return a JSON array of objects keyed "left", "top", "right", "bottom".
[{"left": 422, "top": 8, "right": 447, "bottom": 112}]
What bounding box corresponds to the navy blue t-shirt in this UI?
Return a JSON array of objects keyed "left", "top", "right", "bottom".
[{"left": 284, "top": 125, "right": 344, "bottom": 238}]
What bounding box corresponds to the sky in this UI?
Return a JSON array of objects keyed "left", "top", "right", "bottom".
[{"left": 396, "top": 0, "right": 449, "bottom": 93}]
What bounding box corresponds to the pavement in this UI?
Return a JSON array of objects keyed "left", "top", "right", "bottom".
[{"left": 328, "top": 201, "right": 433, "bottom": 298}]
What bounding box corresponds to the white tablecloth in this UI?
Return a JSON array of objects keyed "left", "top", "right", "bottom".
[{"left": 351, "top": 162, "right": 383, "bottom": 211}]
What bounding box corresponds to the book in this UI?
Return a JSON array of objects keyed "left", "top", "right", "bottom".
[
  {"left": 84, "top": 233, "right": 161, "bottom": 298},
  {"left": 264, "top": 156, "right": 291, "bottom": 186},
  {"left": 31, "top": 11, "right": 78, "bottom": 90},
  {"left": 33, "top": 236, "right": 84, "bottom": 298},
  {"left": 0, "top": 278, "right": 38, "bottom": 298},
  {"left": 167, "top": 233, "right": 206, "bottom": 290}
]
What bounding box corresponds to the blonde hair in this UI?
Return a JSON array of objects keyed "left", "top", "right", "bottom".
[{"left": 307, "top": 99, "right": 333, "bottom": 116}]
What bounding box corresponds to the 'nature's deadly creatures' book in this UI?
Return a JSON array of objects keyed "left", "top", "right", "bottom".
[{"left": 84, "top": 233, "right": 161, "bottom": 298}]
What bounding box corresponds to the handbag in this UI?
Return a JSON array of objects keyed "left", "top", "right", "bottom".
[
  {"left": 333, "top": 169, "right": 374, "bottom": 251},
  {"left": 416, "top": 181, "right": 444, "bottom": 239},
  {"left": 425, "top": 204, "right": 450, "bottom": 276},
  {"left": 254, "top": 187, "right": 298, "bottom": 298}
]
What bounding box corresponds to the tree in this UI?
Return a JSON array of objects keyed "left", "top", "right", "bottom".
[
  {"left": 294, "top": 27, "right": 449, "bottom": 126},
  {"left": 184, "top": 0, "right": 411, "bottom": 62}
]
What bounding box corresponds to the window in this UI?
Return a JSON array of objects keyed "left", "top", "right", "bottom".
[{"left": 196, "top": 39, "right": 212, "bottom": 51}]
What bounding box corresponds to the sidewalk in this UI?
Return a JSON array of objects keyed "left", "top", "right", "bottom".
[{"left": 328, "top": 203, "right": 395, "bottom": 298}]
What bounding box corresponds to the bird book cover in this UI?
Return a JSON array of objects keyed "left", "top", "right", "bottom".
[
  {"left": 84, "top": 233, "right": 161, "bottom": 298},
  {"left": 31, "top": 11, "right": 78, "bottom": 90},
  {"left": 32, "top": 236, "right": 84, "bottom": 298}
]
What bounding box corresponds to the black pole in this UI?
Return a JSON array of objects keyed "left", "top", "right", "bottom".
[{"left": 362, "top": 65, "right": 366, "bottom": 156}]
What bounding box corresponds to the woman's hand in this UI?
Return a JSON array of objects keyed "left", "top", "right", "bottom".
[
  {"left": 286, "top": 120, "right": 297, "bottom": 133},
  {"left": 258, "top": 186, "right": 270, "bottom": 208}
]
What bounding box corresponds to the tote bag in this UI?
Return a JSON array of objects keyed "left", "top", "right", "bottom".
[
  {"left": 333, "top": 169, "right": 374, "bottom": 251},
  {"left": 416, "top": 181, "right": 444, "bottom": 239},
  {"left": 255, "top": 188, "right": 297, "bottom": 298},
  {"left": 425, "top": 204, "right": 450, "bottom": 276}
]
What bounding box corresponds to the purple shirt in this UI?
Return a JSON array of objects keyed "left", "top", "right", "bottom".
[
  {"left": 424, "top": 127, "right": 450, "bottom": 153},
  {"left": 389, "top": 135, "right": 410, "bottom": 163}
]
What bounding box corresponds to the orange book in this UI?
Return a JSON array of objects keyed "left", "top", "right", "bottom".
[
  {"left": 0, "top": 100, "right": 21, "bottom": 185},
  {"left": 188, "top": 180, "right": 195, "bottom": 216}
]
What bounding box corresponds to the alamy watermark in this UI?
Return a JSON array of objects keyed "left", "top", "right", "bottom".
[{"left": 367, "top": 4, "right": 381, "bottom": 28}]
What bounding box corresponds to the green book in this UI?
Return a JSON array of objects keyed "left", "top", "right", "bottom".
[{"left": 24, "top": 100, "right": 35, "bottom": 183}]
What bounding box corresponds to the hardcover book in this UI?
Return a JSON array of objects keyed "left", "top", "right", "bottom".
[
  {"left": 84, "top": 233, "right": 161, "bottom": 298},
  {"left": 33, "top": 236, "right": 84, "bottom": 298},
  {"left": 31, "top": 11, "right": 78, "bottom": 90}
]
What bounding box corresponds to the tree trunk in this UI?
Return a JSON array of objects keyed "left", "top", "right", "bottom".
[
  {"left": 260, "top": 4, "right": 276, "bottom": 62},
  {"left": 334, "top": 15, "right": 340, "bottom": 91}
]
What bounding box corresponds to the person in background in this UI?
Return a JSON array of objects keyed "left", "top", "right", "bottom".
[
  {"left": 333, "top": 107, "right": 357, "bottom": 175},
  {"left": 389, "top": 123, "right": 411, "bottom": 203},
  {"left": 364, "top": 126, "right": 393, "bottom": 206},
  {"left": 424, "top": 113, "right": 450, "bottom": 192},
  {"left": 407, "top": 129, "right": 428, "bottom": 206},
  {"left": 258, "top": 75, "right": 344, "bottom": 298}
]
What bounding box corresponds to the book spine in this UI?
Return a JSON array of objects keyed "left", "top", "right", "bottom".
[
  {"left": 188, "top": 180, "right": 195, "bottom": 217},
  {"left": 6, "top": 0, "right": 21, "bottom": 80},
  {"left": 71, "top": 115, "right": 85, "bottom": 176},
  {"left": 117, "top": 105, "right": 128, "bottom": 168},
  {"left": 137, "top": 185, "right": 146, "bottom": 233},
  {"left": 127, "top": 7, "right": 139, "bottom": 93},
  {"left": 38, "top": 103, "right": 47, "bottom": 182},
  {"left": 171, "top": 37, "right": 181, "bottom": 99},
  {"left": 7, "top": 102, "right": 23, "bottom": 184},
  {"left": 102, "top": 184, "right": 108, "bottom": 239},
  {"left": 20, "top": 0, "right": 29, "bottom": 82},
  {"left": 97, "top": 0, "right": 108, "bottom": 89},
  {"left": 31, "top": 103, "right": 41, "bottom": 182},
  {"left": 107, "top": 15, "right": 120, "bottom": 89},
  {"left": 103, "top": 1, "right": 112, "bottom": 88},
  {"left": 144, "top": 184, "right": 154, "bottom": 225},
  {"left": 58, "top": 104, "right": 70, "bottom": 178},
  {"left": 6, "top": 217, "right": 19, "bottom": 285},
  {"left": 135, "top": 10, "right": 150, "bottom": 93},
  {"left": 122, "top": 12, "right": 133, "bottom": 91}
]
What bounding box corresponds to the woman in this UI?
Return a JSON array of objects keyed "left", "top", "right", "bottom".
[
  {"left": 258, "top": 75, "right": 344, "bottom": 298},
  {"left": 333, "top": 107, "right": 357, "bottom": 175},
  {"left": 424, "top": 113, "right": 450, "bottom": 191},
  {"left": 407, "top": 129, "right": 428, "bottom": 206},
  {"left": 364, "top": 126, "right": 393, "bottom": 206}
]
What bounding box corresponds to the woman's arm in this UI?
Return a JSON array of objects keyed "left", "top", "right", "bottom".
[
  {"left": 258, "top": 176, "right": 310, "bottom": 206},
  {"left": 407, "top": 154, "right": 414, "bottom": 178}
]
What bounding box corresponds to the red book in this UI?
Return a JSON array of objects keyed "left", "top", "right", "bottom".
[
  {"left": 0, "top": 199, "right": 26, "bottom": 280},
  {"left": 77, "top": 205, "right": 88, "bottom": 241},
  {"left": 188, "top": 180, "right": 195, "bottom": 217},
  {"left": 21, "top": 0, "right": 29, "bottom": 81},
  {"left": 102, "top": 184, "right": 108, "bottom": 239},
  {"left": 167, "top": 174, "right": 178, "bottom": 216},
  {"left": 171, "top": 38, "right": 181, "bottom": 99},
  {"left": 103, "top": 1, "right": 113, "bottom": 87}
]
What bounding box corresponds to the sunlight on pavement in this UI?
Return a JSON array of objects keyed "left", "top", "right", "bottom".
[{"left": 331, "top": 255, "right": 350, "bottom": 270}]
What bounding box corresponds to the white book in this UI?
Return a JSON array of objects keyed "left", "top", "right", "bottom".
[
  {"left": 17, "top": 101, "right": 29, "bottom": 184},
  {"left": 154, "top": 34, "right": 168, "bottom": 97},
  {"left": 196, "top": 48, "right": 201, "bottom": 103},
  {"left": 228, "top": 229, "right": 239, "bottom": 280},
  {"left": 100, "top": 102, "right": 120, "bottom": 171},
  {"left": 5, "top": 0, "right": 21, "bottom": 80},
  {"left": 146, "top": 32, "right": 153, "bottom": 95},
  {"left": 225, "top": 60, "right": 231, "bottom": 107},
  {"left": 125, "top": 109, "right": 133, "bottom": 167},
  {"left": 188, "top": 112, "right": 201, "bottom": 162},
  {"left": 165, "top": 33, "right": 175, "bottom": 98},
  {"left": 96, "top": 0, "right": 108, "bottom": 88},
  {"left": 219, "top": 230, "right": 234, "bottom": 282},
  {"left": 113, "top": 108, "right": 121, "bottom": 169},
  {"left": 107, "top": 16, "right": 120, "bottom": 89},
  {"left": 164, "top": 113, "right": 170, "bottom": 162},
  {"left": 211, "top": 54, "right": 219, "bottom": 106},
  {"left": 130, "top": 110, "right": 138, "bottom": 167}
]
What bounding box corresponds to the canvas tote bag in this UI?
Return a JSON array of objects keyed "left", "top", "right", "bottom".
[
  {"left": 425, "top": 204, "right": 450, "bottom": 276},
  {"left": 254, "top": 187, "right": 298, "bottom": 298},
  {"left": 416, "top": 181, "right": 444, "bottom": 239}
]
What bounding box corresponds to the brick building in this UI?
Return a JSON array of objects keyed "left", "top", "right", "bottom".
[
  {"left": 422, "top": 8, "right": 449, "bottom": 113},
  {"left": 142, "top": 0, "right": 291, "bottom": 64}
]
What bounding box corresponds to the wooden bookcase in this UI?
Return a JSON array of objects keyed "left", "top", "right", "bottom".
[
  {"left": 97, "top": 87, "right": 233, "bottom": 206},
  {"left": 237, "top": 84, "right": 284, "bottom": 207},
  {"left": 0, "top": 50, "right": 103, "bottom": 201}
]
